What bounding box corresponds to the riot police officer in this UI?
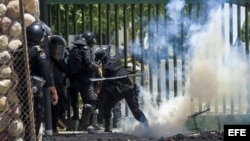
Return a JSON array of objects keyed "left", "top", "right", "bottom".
[
  {"left": 68, "top": 35, "right": 81, "bottom": 120},
  {"left": 68, "top": 31, "right": 102, "bottom": 132},
  {"left": 49, "top": 35, "right": 69, "bottom": 133},
  {"left": 26, "top": 21, "right": 58, "bottom": 136},
  {"left": 94, "top": 47, "right": 149, "bottom": 132}
]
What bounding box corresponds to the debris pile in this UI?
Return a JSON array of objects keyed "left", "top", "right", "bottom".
[{"left": 159, "top": 131, "right": 224, "bottom": 141}]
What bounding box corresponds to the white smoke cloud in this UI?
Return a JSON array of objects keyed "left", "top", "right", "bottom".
[
  {"left": 166, "top": 0, "right": 185, "bottom": 23},
  {"left": 186, "top": 4, "right": 248, "bottom": 111},
  {"left": 117, "top": 0, "right": 249, "bottom": 139},
  {"left": 115, "top": 88, "right": 192, "bottom": 138}
]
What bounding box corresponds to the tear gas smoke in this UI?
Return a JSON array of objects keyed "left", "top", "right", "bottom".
[{"left": 117, "top": 0, "right": 249, "bottom": 138}]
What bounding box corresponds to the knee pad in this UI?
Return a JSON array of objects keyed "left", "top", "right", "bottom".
[
  {"left": 134, "top": 84, "right": 140, "bottom": 96},
  {"left": 84, "top": 104, "right": 93, "bottom": 111}
]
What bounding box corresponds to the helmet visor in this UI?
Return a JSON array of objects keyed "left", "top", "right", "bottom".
[{"left": 50, "top": 45, "right": 65, "bottom": 61}]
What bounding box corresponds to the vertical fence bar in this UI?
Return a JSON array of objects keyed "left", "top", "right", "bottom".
[
  {"left": 237, "top": 4, "right": 242, "bottom": 114},
  {"left": 115, "top": 4, "right": 120, "bottom": 52},
  {"left": 98, "top": 4, "right": 103, "bottom": 44},
  {"left": 213, "top": 2, "right": 220, "bottom": 115},
  {"left": 203, "top": 3, "right": 211, "bottom": 114},
  {"left": 245, "top": 4, "right": 250, "bottom": 114},
  {"left": 156, "top": 4, "right": 162, "bottom": 107},
  {"left": 56, "top": 4, "right": 61, "bottom": 34},
  {"left": 73, "top": 4, "right": 78, "bottom": 34},
  {"left": 148, "top": 4, "right": 154, "bottom": 105},
  {"left": 131, "top": 4, "right": 137, "bottom": 83},
  {"left": 181, "top": 8, "right": 185, "bottom": 97},
  {"left": 106, "top": 4, "right": 111, "bottom": 43},
  {"left": 196, "top": 4, "right": 203, "bottom": 112},
  {"left": 90, "top": 4, "right": 94, "bottom": 31},
  {"left": 48, "top": 4, "right": 52, "bottom": 32},
  {"left": 65, "top": 4, "right": 70, "bottom": 43},
  {"left": 173, "top": 36, "right": 177, "bottom": 98},
  {"left": 123, "top": 4, "right": 129, "bottom": 116},
  {"left": 188, "top": 3, "right": 195, "bottom": 114},
  {"left": 229, "top": 3, "right": 234, "bottom": 114},
  {"left": 164, "top": 3, "right": 170, "bottom": 101},
  {"left": 81, "top": 4, "right": 86, "bottom": 32},
  {"left": 139, "top": 4, "right": 146, "bottom": 105},
  {"left": 65, "top": 4, "right": 71, "bottom": 120},
  {"left": 221, "top": 3, "right": 227, "bottom": 114},
  {"left": 123, "top": 4, "right": 128, "bottom": 66}
]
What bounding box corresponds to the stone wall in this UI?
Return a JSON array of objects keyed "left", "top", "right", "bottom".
[{"left": 0, "top": 0, "right": 40, "bottom": 140}]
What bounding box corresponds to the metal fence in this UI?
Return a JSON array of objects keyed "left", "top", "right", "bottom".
[{"left": 11, "top": 47, "right": 35, "bottom": 141}]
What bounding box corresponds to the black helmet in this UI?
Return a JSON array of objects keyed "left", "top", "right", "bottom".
[
  {"left": 81, "top": 31, "right": 97, "bottom": 47},
  {"left": 37, "top": 20, "right": 52, "bottom": 36},
  {"left": 26, "top": 21, "right": 47, "bottom": 46},
  {"left": 95, "top": 47, "right": 108, "bottom": 62},
  {"left": 71, "top": 34, "right": 87, "bottom": 46},
  {"left": 49, "top": 35, "right": 67, "bottom": 61}
]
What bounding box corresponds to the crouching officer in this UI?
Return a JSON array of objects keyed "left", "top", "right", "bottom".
[
  {"left": 94, "top": 47, "right": 149, "bottom": 132},
  {"left": 26, "top": 21, "right": 58, "bottom": 136}
]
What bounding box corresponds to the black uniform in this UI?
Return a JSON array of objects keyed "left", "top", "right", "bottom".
[
  {"left": 97, "top": 97, "right": 122, "bottom": 128},
  {"left": 66, "top": 43, "right": 79, "bottom": 121},
  {"left": 48, "top": 35, "right": 69, "bottom": 132},
  {"left": 98, "top": 55, "right": 148, "bottom": 132},
  {"left": 69, "top": 45, "right": 99, "bottom": 130},
  {"left": 51, "top": 58, "right": 68, "bottom": 132},
  {"left": 29, "top": 45, "right": 55, "bottom": 136},
  {"left": 68, "top": 77, "right": 79, "bottom": 120}
]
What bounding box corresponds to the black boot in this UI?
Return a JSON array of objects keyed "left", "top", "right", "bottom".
[
  {"left": 89, "top": 109, "right": 101, "bottom": 130},
  {"left": 71, "top": 100, "right": 79, "bottom": 120},
  {"left": 104, "top": 119, "right": 111, "bottom": 132},
  {"left": 52, "top": 111, "right": 59, "bottom": 133},
  {"left": 78, "top": 104, "right": 92, "bottom": 131},
  {"left": 71, "top": 108, "right": 79, "bottom": 120}
]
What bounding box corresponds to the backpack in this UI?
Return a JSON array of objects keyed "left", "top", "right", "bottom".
[{"left": 68, "top": 47, "right": 83, "bottom": 75}]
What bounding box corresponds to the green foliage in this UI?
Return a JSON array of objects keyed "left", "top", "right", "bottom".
[{"left": 50, "top": 4, "right": 166, "bottom": 37}]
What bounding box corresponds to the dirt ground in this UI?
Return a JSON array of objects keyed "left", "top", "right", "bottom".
[
  {"left": 42, "top": 130, "right": 224, "bottom": 141},
  {"left": 43, "top": 131, "right": 157, "bottom": 141},
  {"left": 39, "top": 118, "right": 224, "bottom": 141}
]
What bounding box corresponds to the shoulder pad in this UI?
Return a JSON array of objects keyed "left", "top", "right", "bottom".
[
  {"left": 33, "top": 45, "right": 47, "bottom": 59},
  {"left": 33, "top": 45, "right": 43, "bottom": 52},
  {"left": 83, "top": 46, "right": 89, "bottom": 50}
]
